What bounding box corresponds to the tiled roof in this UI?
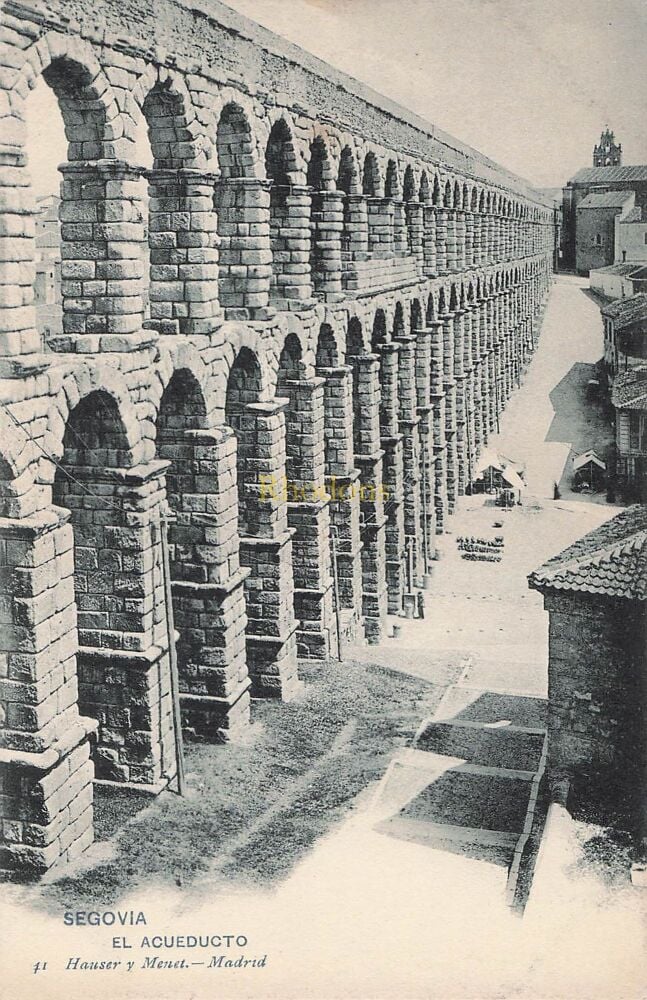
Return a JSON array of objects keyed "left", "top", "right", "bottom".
[
  {"left": 611, "top": 367, "right": 647, "bottom": 409},
  {"left": 528, "top": 505, "right": 647, "bottom": 601},
  {"left": 600, "top": 293, "right": 647, "bottom": 326},
  {"left": 578, "top": 190, "right": 634, "bottom": 209},
  {"left": 569, "top": 165, "right": 647, "bottom": 184},
  {"left": 620, "top": 206, "right": 644, "bottom": 223}
]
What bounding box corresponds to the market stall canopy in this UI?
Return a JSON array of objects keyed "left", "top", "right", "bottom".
[
  {"left": 474, "top": 448, "right": 526, "bottom": 486},
  {"left": 501, "top": 466, "right": 526, "bottom": 492}
]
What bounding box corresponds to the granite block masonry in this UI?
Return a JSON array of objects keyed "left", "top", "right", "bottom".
[{"left": 0, "top": 0, "right": 554, "bottom": 874}]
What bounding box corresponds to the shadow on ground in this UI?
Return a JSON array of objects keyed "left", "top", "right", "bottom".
[
  {"left": 370, "top": 689, "right": 549, "bottom": 911},
  {"left": 545, "top": 360, "right": 614, "bottom": 499},
  {"left": 15, "top": 658, "right": 449, "bottom": 915}
]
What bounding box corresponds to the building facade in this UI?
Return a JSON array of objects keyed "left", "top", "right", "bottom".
[
  {"left": 529, "top": 506, "right": 647, "bottom": 860},
  {"left": 600, "top": 294, "right": 647, "bottom": 499},
  {"left": 589, "top": 262, "right": 647, "bottom": 299},
  {"left": 611, "top": 368, "right": 647, "bottom": 501},
  {"left": 0, "top": 0, "right": 555, "bottom": 875},
  {"left": 562, "top": 129, "right": 647, "bottom": 272},
  {"left": 615, "top": 205, "right": 647, "bottom": 265},
  {"left": 575, "top": 190, "right": 634, "bottom": 273}
]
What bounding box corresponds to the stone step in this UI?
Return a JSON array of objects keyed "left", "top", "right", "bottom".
[
  {"left": 398, "top": 757, "right": 534, "bottom": 835},
  {"left": 433, "top": 687, "right": 548, "bottom": 729},
  {"left": 375, "top": 814, "right": 518, "bottom": 868},
  {"left": 415, "top": 719, "right": 545, "bottom": 772}
]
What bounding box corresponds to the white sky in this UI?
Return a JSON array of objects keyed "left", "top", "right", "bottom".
[{"left": 24, "top": 0, "right": 647, "bottom": 195}]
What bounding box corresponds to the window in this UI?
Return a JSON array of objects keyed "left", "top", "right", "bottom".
[
  {"left": 629, "top": 411, "right": 647, "bottom": 453},
  {"left": 595, "top": 233, "right": 602, "bottom": 245},
  {"left": 644, "top": 232, "right": 647, "bottom": 245}
]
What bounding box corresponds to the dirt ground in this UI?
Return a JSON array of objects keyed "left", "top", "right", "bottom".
[
  {"left": 3, "top": 275, "right": 646, "bottom": 1000},
  {"left": 18, "top": 658, "right": 449, "bottom": 911}
]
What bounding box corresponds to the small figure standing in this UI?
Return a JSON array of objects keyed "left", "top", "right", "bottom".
[{"left": 417, "top": 590, "right": 425, "bottom": 620}]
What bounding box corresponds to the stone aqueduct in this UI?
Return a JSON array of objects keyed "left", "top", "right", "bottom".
[{"left": 0, "top": 0, "right": 556, "bottom": 873}]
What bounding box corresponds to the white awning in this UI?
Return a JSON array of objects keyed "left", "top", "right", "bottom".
[{"left": 572, "top": 450, "right": 606, "bottom": 472}]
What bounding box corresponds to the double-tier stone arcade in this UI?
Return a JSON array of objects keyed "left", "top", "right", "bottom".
[{"left": 0, "top": 0, "right": 556, "bottom": 874}]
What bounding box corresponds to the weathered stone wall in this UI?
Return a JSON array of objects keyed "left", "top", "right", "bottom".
[
  {"left": 0, "top": 0, "right": 555, "bottom": 874},
  {"left": 575, "top": 205, "right": 620, "bottom": 274},
  {"left": 542, "top": 590, "right": 647, "bottom": 811}
]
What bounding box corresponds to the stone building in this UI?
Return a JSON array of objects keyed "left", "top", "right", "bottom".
[
  {"left": 0, "top": 0, "right": 555, "bottom": 875},
  {"left": 589, "top": 264, "right": 647, "bottom": 299},
  {"left": 601, "top": 294, "right": 647, "bottom": 379},
  {"left": 599, "top": 294, "right": 647, "bottom": 499},
  {"left": 575, "top": 190, "right": 635, "bottom": 274},
  {"left": 589, "top": 262, "right": 647, "bottom": 300},
  {"left": 615, "top": 204, "right": 647, "bottom": 265},
  {"left": 562, "top": 129, "right": 647, "bottom": 271},
  {"left": 528, "top": 506, "right": 647, "bottom": 860},
  {"left": 611, "top": 368, "right": 647, "bottom": 501}
]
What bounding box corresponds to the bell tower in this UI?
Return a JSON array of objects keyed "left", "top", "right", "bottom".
[{"left": 593, "top": 127, "right": 622, "bottom": 167}]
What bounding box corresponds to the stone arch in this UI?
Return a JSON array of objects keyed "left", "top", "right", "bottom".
[
  {"left": 410, "top": 298, "right": 423, "bottom": 333},
  {"left": 275, "top": 330, "right": 308, "bottom": 387},
  {"left": 443, "top": 179, "right": 453, "bottom": 208},
  {"left": 425, "top": 291, "right": 436, "bottom": 324},
  {"left": 215, "top": 101, "right": 270, "bottom": 314},
  {"left": 157, "top": 367, "right": 208, "bottom": 438},
  {"left": 403, "top": 164, "right": 416, "bottom": 202},
  {"left": 265, "top": 117, "right": 301, "bottom": 185},
  {"left": 150, "top": 340, "right": 215, "bottom": 429},
  {"left": 432, "top": 174, "right": 442, "bottom": 206},
  {"left": 346, "top": 315, "right": 365, "bottom": 359},
  {"left": 419, "top": 171, "right": 431, "bottom": 204},
  {"left": 266, "top": 118, "right": 306, "bottom": 300},
  {"left": 40, "top": 365, "right": 141, "bottom": 481},
  {"left": 217, "top": 327, "right": 273, "bottom": 410},
  {"left": 453, "top": 179, "right": 462, "bottom": 209},
  {"left": 276, "top": 334, "right": 307, "bottom": 504},
  {"left": 393, "top": 301, "right": 405, "bottom": 336},
  {"left": 306, "top": 134, "right": 335, "bottom": 191},
  {"left": 372, "top": 308, "right": 388, "bottom": 348},
  {"left": 133, "top": 65, "right": 206, "bottom": 169},
  {"left": 362, "top": 151, "right": 381, "bottom": 197},
  {"left": 385, "top": 160, "right": 400, "bottom": 199},
  {"left": 224, "top": 344, "right": 265, "bottom": 534},
  {"left": 337, "top": 145, "right": 360, "bottom": 195},
  {"left": 216, "top": 101, "right": 257, "bottom": 179},
  {"left": 6, "top": 36, "right": 132, "bottom": 349},
  {"left": 10, "top": 33, "right": 124, "bottom": 159},
  {"left": 50, "top": 385, "right": 170, "bottom": 785},
  {"left": 308, "top": 135, "right": 335, "bottom": 294},
  {"left": 315, "top": 323, "right": 340, "bottom": 368}
]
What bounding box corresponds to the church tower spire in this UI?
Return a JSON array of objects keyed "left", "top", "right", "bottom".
[{"left": 593, "top": 127, "right": 622, "bottom": 167}]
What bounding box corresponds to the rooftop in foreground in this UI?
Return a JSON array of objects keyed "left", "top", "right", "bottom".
[
  {"left": 528, "top": 505, "right": 647, "bottom": 601},
  {"left": 600, "top": 293, "right": 647, "bottom": 326}
]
